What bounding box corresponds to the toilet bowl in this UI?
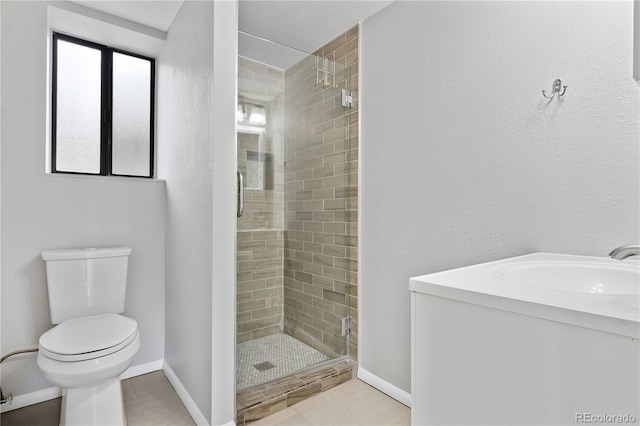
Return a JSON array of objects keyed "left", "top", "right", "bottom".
[
  {"left": 38, "top": 247, "right": 139, "bottom": 426},
  {"left": 37, "top": 313, "right": 140, "bottom": 425}
]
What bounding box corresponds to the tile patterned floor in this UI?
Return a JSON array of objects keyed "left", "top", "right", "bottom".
[
  {"left": 252, "top": 378, "right": 410, "bottom": 425},
  {"left": 0, "top": 371, "right": 195, "bottom": 426},
  {"left": 237, "top": 333, "right": 330, "bottom": 389},
  {"left": 1, "top": 371, "right": 410, "bottom": 426}
]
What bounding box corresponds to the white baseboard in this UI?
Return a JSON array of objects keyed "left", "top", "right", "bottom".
[
  {"left": 120, "top": 359, "right": 164, "bottom": 380},
  {"left": 0, "top": 359, "right": 163, "bottom": 414},
  {"left": 357, "top": 367, "right": 412, "bottom": 408},
  {"left": 162, "top": 361, "right": 209, "bottom": 426},
  {"left": 0, "top": 385, "right": 62, "bottom": 413}
]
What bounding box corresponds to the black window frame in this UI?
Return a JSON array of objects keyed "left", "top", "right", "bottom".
[{"left": 51, "top": 32, "right": 156, "bottom": 178}]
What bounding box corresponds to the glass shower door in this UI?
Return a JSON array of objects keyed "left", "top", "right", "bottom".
[{"left": 236, "top": 35, "right": 353, "bottom": 390}]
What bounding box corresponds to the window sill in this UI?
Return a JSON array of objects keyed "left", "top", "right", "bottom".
[{"left": 45, "top": 172, "right": 166, "bottom": 184}]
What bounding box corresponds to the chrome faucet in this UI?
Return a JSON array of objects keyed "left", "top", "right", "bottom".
[{"left": 609, "top": 244, "right": 640, "bottom": 260}]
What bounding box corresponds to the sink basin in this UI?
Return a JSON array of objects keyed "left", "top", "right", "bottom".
[
  {"left": 410, "top": 252, "right": 639, "bottom": 341},
  {"left": 494, "top": 261, "right": 639, "bottom": 294}
]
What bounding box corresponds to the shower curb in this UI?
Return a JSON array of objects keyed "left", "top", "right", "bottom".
[{"left": 236, "top": 358, "right": 356, "bottom": 425}]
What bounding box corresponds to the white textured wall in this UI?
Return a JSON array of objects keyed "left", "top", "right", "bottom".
[
  {"left": 158, "top": 1, "right": 237, "bottom": 423},
  {"left": 157, "top": 1, "right": 213, "bottom": 421},
  {"left": 210, "top": 0, "right": 238, "bottom": 424},
  {"left": 360, "top": 1, "right": 639, "bottom": 393},
  {"left": 0, "top": 0, "right": 166, "bottom": 398}
]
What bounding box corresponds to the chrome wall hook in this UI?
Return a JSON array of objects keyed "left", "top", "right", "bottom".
[{"left": 542, "top": 79, "right": 567, "bottom": 99}]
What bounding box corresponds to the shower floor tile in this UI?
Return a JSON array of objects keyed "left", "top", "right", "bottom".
[{"left": 237, "top": 333, "right": 329, "bottom": 389}]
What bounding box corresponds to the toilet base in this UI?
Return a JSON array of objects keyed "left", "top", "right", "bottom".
[{"left": 61, "top": 378, "right": 126, "bottom": 426}]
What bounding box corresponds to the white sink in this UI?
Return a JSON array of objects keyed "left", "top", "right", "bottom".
[
  {"left": 410, "top": 253, "right": 640, "bottom": 426},
  {"left": 494, "top": 261, "right": 639, "bottom": 294},
  {"left": 409, "top": 252, "right": 640, "bottom": 335}
]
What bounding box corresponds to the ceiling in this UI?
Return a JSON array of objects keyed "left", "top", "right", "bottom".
[
  {"left": 239, "top": 0, "right": 394, "bottom": 69},
  {"left": 69, "top": 0, "right": 394, "bottom": 69},
  {"left": 239, "top": 1, "right": 393, "bottom": 53},
  {"left": 239, "top": 32, "right": 308, "bottom": 70},
  {"left": 69, "top": 1, "right": 184, "bottom": 32}
]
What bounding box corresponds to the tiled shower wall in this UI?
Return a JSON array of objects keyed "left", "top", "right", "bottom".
[
  {"left": 237, "top": 57, "right": 285, "bottom": 342},
  {"left": 282, "top": 26, "right": 359, "bottom": 359}
]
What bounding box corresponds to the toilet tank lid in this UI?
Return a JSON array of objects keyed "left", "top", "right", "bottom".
[{"left": 41, "top": 247, "right": 132, "bottom": 261}]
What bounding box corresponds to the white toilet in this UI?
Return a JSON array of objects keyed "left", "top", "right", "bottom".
[{"left": 37, "top": 247, "right": 140, "bottom": 426}]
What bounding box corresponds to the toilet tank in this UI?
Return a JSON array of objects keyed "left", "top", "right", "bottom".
[{"left": 41, "top": 247, "right": 132, "bottom": 324}]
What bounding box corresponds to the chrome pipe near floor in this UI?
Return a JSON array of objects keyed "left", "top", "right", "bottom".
[
  {"left": 0, "top": 348, "right": 39, "bottom": 405},
  {"left": 0, "top": 387, "right": 13, "bottom": 405},
  {"left": 1, "top": 348, "right": 39, "bottom": 364}
]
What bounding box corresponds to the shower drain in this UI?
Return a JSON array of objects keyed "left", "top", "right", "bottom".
[{"left": 253, "top": 361, "right": 276, "bottom": 372}]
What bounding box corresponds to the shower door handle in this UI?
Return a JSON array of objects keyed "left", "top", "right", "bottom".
[{"left": 237, "top": 171, "right": 244, "bottom": 218}]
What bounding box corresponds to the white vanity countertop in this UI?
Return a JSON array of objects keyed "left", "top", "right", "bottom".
[{"left": 410, "top": 253, "right": 640, "bottom": 338}]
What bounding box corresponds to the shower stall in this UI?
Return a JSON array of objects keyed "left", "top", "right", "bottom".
[{"left": 236, "top": 32, "right": 356, "bottom": 392}]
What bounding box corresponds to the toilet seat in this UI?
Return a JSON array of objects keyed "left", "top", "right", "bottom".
[{"left": 39, "top": 313, "right": 138, "bottom": 362}]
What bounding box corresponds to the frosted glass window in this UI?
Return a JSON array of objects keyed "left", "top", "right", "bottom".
[
  {"left": 51, "top": 33, "right": 155, "bottom": 178},
  {"left": 54, "top": 40, "right": 102, "bottom": 174},
  {"left": 111, "top": 52, "right": 152, "bottom": 177}
]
